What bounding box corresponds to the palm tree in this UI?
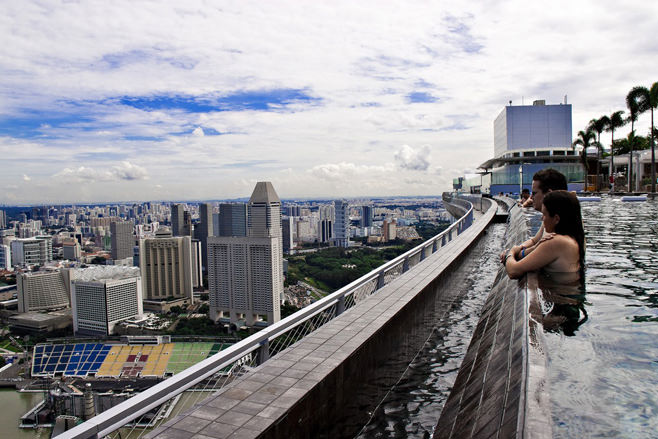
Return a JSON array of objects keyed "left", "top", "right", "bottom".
[
  {"left": 588, "top": 117, "right": 608, "bottom": 190},
  {"left": 573, "top": 129, "right": 597, "bottom": 189},
  {"left": 632, "top": 82, "right": 658, "bottom": 192},
  {"left": 604, "top": 111, "right": 626, "bottom": 192},
  {"left": 627, "top": 87, "right": 648, "bottom": 191}
]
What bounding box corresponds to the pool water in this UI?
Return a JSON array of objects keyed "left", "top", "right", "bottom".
[{"left": 546, "top": 197, "right": 658, "bottom": 438}]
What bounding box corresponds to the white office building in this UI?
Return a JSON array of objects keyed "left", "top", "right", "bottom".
[
  {"left": 71, "top": 266, "right": 143, "bottom": 336},
  {"left": 11, "top": 236, "right": 53, "bottom": 266},
  {"left": 208, "top": 182, "right": 283, "bottom": 327},
  {"left": 0, "top": 244, "right": 10, "bottom": 270},
  {"left": 18, "top": 269, "right": 70, "bottom": 312}
]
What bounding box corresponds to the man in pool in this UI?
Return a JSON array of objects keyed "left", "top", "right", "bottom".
[{"left": 500, "top": 168, "right": 568, "bottom": 263}]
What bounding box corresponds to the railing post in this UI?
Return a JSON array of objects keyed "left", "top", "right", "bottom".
[
  {"left": 402, "top": 257, "right": 410, "bottom": 273},
  {"left": 432, "top": 240, "right": 438, "bottom": 253},
  {"left": 442, "top": 234, "right": 446, "bottom": 246},
  {"left": 257, "top": 339, "right": 270, "bottom": 366},
  {"left": 420, "top": 247, "right": 426, "bottom": 262},
  {"left": 336, "top": 296, "right": 345, "bottom": 316},
  {"left": 377, "top": 271, "right": 386, "bottom": 289}
]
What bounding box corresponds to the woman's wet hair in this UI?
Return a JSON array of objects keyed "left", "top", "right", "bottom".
[{"left": 542, "top": 190, "right": 585, "bottom": 266}]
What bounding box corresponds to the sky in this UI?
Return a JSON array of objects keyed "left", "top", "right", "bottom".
[{"left": 1, "top": 0, "right": 657, "bottom": 204}]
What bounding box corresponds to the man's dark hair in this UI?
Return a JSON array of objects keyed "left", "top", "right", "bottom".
[
  {"left": 533, "top": 168, "right": 567, "bottom": 193},
  {"left": 522, "top": 188, "right": 530, "bottom": 194}
]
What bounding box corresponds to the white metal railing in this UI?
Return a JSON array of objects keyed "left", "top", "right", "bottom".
[{"left": 57, "top": 195, "right": 475, "bottom": 439}]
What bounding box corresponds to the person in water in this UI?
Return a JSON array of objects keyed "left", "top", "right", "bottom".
[
  {"left": 518, "top": 188, "right": 531, "bottom": 207},
  {"left": 503, "top": 190, "right": 585, "bottom": 279},
  {"left": 500, "top": 168, "right": 568, "bottom": 262}
]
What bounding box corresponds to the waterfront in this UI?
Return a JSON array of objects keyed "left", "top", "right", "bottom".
[{"left": 1, "top": 389, "right": 47, "bottom": 439}]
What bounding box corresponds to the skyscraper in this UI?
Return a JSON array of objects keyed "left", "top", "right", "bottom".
[
  {"left": 208, "top": 182, "right": 283, "bottom": 326},
  {"left": 18, "top": 269, "right": 70, "bottom": 312},
  {"left": 111, "top": 221, "right": 134, "bottom": 261},
  {"left": 282, "top": 217, "right": 294, "bottom": 253},
  {"left": 0, "top": 209, "right": 6, "bottom": 229},
  {"left": 361, "top": 205, "right": 373, "bottom": 228},
  {"left": 71, "top": 266, "right": 143, "bottom": 336},
  {"left": 0, "top": 244, "right": 10, "bottom": 269},
  {"left": 197, "top": 203, "right": 213, "bottom": 272},
  {"left": 171, "top": 204, "right": 184, "bottom": 236},
  {"left": 139, "top": 235, "right": 194, "bottom": 302},
  {"left": 218, "top": 203, "right": 248, "bottom": 237},
  {"left": 333, "top": 200, "right": 350, "bottom": 248},
  {"left": 10, "top": 236, "right": 53, "bottom": 266}
]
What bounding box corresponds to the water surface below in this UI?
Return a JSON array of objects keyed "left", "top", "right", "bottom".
[
  {"left": 546, "top": 197, "right": 658, "bottom": 438},
  {"left": 355, "top": 223, "right": 506, "bottom": 438}
]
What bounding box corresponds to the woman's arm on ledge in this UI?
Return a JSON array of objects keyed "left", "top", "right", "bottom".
[{"left": 504, "top": 238, "right": 559, "bottom": 279}]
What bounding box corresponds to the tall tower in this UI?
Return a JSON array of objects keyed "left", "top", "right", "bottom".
[
  {"left": 171, "top": 204, "right": 184, "bottom": 236},
  {"left": 208, "top": 182, "right": 283, "bottom": 326},
  {"left": 333, "top": 200, "right": 350, "bottom": 248},
  {"left": 110, "top": 220, "right": 133, "bottom": 261},
  {"left": 361, "top": 205, "right": 373, "bottom": 228},
  {"left": 198, "top": 203, "right": 213, "bottom": 271}
]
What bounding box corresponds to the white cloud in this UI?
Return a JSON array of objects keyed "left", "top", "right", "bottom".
[
  {"left": 1, "top": 1, "right": 657, "bottom": 202},
  {"left": 54, "top": 162, "right": 148, "bottom": 182},
  {"left": 23, "top": 174, "right": 31, "bottom": 182},
  {"left": 310, "top": 162, "right": 395, "bottom": 182},
  {"left": 112, "top": 161, "right": 148, "bottom": 181},
  {"left": 394, "top": 144, "right": 431, "bottom": 171}
]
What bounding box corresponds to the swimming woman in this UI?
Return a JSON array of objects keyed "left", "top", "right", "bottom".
[{"left": 503, "top": 190, "right": 585, "bottom": 279}]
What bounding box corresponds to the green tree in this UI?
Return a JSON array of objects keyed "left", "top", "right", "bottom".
[
  {"left": 603, "top": 111, "right": 626, "bottom": 189},
  {"left": 613, "top": 132, "right": 648, "bottom": 155},
  {"left": 627, "top": 87, "right": 648, "bottom": 191},
  {"left": 631, "top": 82, "right": 658, "bottom": 192},
  {"left": 588, "top": 117, "right": 609, "bottom": 189},
  {"left": 572, "top": 129, "right": 597, "bottom": 175}
]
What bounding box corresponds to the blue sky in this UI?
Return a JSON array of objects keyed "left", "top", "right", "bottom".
[{"left": 1, "top": 0, "right": 657, "bottom": 203}]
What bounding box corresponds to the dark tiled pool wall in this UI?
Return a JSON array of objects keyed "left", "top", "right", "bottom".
[
  {"left": 433, "top": 203, "right": 531, "bottom": 439},
  {"left": 279, "top": 251, "right": 491, "bottom": 438}
]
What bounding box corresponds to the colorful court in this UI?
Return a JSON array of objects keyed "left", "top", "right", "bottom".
[{"left": 31, "top": 342, "right": 230, "bottom": 378}]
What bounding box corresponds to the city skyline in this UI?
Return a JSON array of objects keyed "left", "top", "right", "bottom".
[{"left": 2, "top": 1, "right": 657, "bottom": 204}]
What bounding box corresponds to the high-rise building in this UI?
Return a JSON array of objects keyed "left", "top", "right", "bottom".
[
  {"left": 191, "top": 239, "right": 203, "bottom": 288},
  {"left": 182, "top": 211, "right": 193, "bottom": 237},
  {"left": 0, "top": 209, "right": 6, "bottom": 229},
  {"left": 382, "top": 219, "right": 397, "bottom": 242},
  {"left": 333, "top": 200, "right": 350, "bottom": 248},
  {"left": 319, "top": 219, "right": 333, "bottom": 243},
  {"left": 171, "top": 204, "right": 184, "bottom": 236},
  {"left": 111, "top": 221, "right": 134, "bottom": 261},
  {"left": 18, "top": 269, "right": 70, "bottom": 312},
  {"left": 139, "top": 235, "right": 194, "bottom": 302},
  {"left": 71, "top": 266, "right": 143, "bottom": 336},
  {"left": 479, "top": 100, "right": 583, "bottom": 194},
  {"left": 282, "top": 217, "right": 294, "bottom": 253},
  {"left": 208, "top": 182, "right": 283, "bottom": 326},
  {"left": 10, "top": 236, "right": 52, "bottom": 266},
  {"left": 198, "top": 203, "right": 214, "bottom": 272},
  {"left": 0, "top": 244, "right": 10, "bottom": 269},
  {"left": 361, "top": 206, "right": 373, "bottom": 228},
  {"left": 218, "top": 203, "right": 248, "bottom": 237}
]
